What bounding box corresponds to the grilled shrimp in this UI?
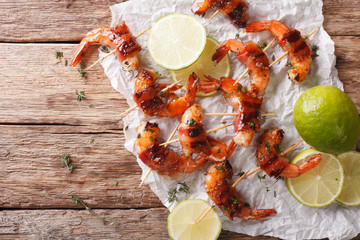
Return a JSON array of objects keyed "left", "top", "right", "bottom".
[
  {"left": 70, "top": 21, "right": 142, "bottom": 71},
  {"left": 206, "top": 161, "right": 277, "bottom": 220},
  {"left": 212, "top": 39, "right": 270, "bottom": 95},
  {"left": 257, "top": 128, "right": 321, "bottom": 178},
  {"left": 133, "top": 69, "right": 199, "bottom": 117},
  {"left": 204, "top": 76, "right": 263, "bottom": 147},
  {"left": 244, "top": 20, "right": 313, "bottom": 84},
  {"left": 136, "top": 121, "right": 207, "bottom": 177},
  {"left": 192, "top": 0, "right": 248, "bottom": 28},
  {"left": 179, "top": 104, "right": 228, "bottom": 162}
]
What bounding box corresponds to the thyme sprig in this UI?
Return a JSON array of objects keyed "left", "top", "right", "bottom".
[
  {"left": 61, "top": 153, "right": 75, "bottom": 173},
  {"left": 71, "top": 195, "right": 116, "bottom": 225},
  {"left": 75, "top": 90, "right": 86, "bottom": 102},
  {"left": 167, "top": 182, "right": 190, "bottom": 203}
]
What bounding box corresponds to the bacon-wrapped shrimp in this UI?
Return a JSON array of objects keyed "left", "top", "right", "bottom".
[
  {"left": 133, "top": 69, "right": 199, "bottom": 117},
  {"left": 203, "top": 76, "right": 263, "bottom": 147},
  {"left": 71, "top": 21, "right": 141, "bottom": 71},
  {"left": 212, "top": 39, "right": 270, "bottom": 96},
  {"left": 257, "top": 128, "right": 321, "bottom": 178},
  {"left": 136, "top": 121, "right": 207, "bottom": 178},
  {"left": 192, "top": 0, "right": 248, "bottom": 28},
  {"left": 206, "top": 161, "right": 277, "bottom": 220},
  {"left": 244, "top": 20, "right": 313, "bottom": 84},
  {"left": 179, "top": 104, "right": 228, "bottom": 162}
]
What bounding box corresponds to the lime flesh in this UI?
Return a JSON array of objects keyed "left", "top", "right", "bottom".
[
  {"left": 148, "top": 14, "right": 207, "bottom": 70},
  {"left": 286, "top": 149, "right": 344, "bottom": 207}
]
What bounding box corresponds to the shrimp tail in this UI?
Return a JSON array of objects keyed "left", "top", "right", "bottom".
[
  {"left": 212, "top": 39, "right": 246, "bottom": 64},
  {"left": 280, "top": 154, "right": 322, "bottom": 178},
  {"left": 191, "top": 0, "right": 214, "bottom": 14},
  {"left": 71, "top": 27, "right": 104, "bottom": 66},
  {"left": 199, "top": 76, "right": 221, "bottom": 93}
]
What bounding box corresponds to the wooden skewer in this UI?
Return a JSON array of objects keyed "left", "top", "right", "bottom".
[
  {"left": 160, "top": 80, "right": 183, "bottom": 93},
  {"left": 138, "top": 168, "right": 152, "bottom": 187},
  {"left": 86, "top": 26, "right": 151, "bottom": 70},
  {"left": 159, "top": 124, "right": 232, "bottom": 146},
  {"left": 205, "top": 112, "right": 276, "bottom": 117},
  {"left": 208, "top": 9, "right": 220, "bottom": 22},
  {"left": 197, "top": 139, "right": 304, "bottom": 223},
  {"left": 233, "top": 37, "right": 276, "bottom": 85},
  {"left": 138, "top": 123, "right": 181, "bottom": 187},
  {"left": 120, "top": 105, "right": 137, "bottom": 117}
]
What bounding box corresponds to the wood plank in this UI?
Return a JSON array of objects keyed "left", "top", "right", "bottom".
[
  {"left": 0, "top": 0, "right": 359, "bottom": 42},
  {"left": 0, "top": 43, "right": 129, "bottom": 128},
  {"left": 0, "top": 125, "right": 162, "bottom": 209},
  {"left": 0, "top": 209, "right": 280, "bottom": 240}
]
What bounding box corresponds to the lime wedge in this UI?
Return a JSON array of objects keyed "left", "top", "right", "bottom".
[
  {"left": 168, "top": 199, "right": 221, "bottom": 240},
  {"left": 171, "top": 36, "right": 230, "bottom": 97},
  {"left": 336, "top": 151, "right": 360, "bottom": 206},
  {"left": 286, "top": 149, "right": 344, "bottom": 207},
  {"left": 148, "top": 14, "right": 206, "bottom": 70}
]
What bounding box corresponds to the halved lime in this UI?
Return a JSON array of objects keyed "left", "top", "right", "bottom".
[
  {"left": 336, "top": 151, "right": 360, "bottom": 206},
  {"left": 286, "top": 149, "right": 344, "bottom": 207},
  {"left": 148, "top": 14, "right": 206, "bottom": 70},
  {"left": 168, "top": 199, "right": 221, "bottom": 240},
  {"left": 171, "top": 36, "right": 230, "bottom": 97}
]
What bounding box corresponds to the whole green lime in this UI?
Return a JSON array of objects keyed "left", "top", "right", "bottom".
[{"left": 293, "top": 85, "right": 360, "bottom": 154}]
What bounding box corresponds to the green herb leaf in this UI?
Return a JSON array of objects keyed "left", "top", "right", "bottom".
[
  {"left": 236, "top": 85, "right": 242, "bottom": 91},
  {"left": 125, "top": 126, "right": 129, "bottom": 131},
  {"left": 187, "top": 118, "right": 196, "bottom": 126},
  {"left": 178, "top": 182, "right": 190, "bottom": 193},
  {"left": 100, "top": 46, "right": 110, "bottom": 53},
  {"left": 155, "top": 71, "right": 162, "bottom": 77},
  {"left": 61, "top": 153, "right": 75, "bottom": 173},
  {"left": 235, "top": 33, "right": 240, "bottom": 39},
  {"left": 167, "top": 188, "right": 178, "bottom": 203},
  {"left": 311, "top": 45, "right": 319, "bottom": 60},
  {"left": 71, "top": 195, "right": 116, "bottom": 225},
  {"left": 265, "top": 141, "right": 270, "bottom": 152},
  {"left": 244, "top": 202, "right": 250, "bottom": 208},
  {"left": 75, "top": 90, "right": 86, "bottom": 102},
  {"left": 89, "top": 138, "right": 94, "bottom": 144},
  {"left": 229, "top": 196, "right": 239, "bottom": 204},
  {"left": 258, "top": 41, "right": 267, "bottom": 50}
]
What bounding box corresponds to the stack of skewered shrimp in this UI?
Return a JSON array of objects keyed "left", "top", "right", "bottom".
[{"left": 69, "top": 0, "right": 321, "bottom": 223}]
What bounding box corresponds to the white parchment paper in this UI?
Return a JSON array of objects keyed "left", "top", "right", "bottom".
[{"left": 99, "top": 0, "right": 360, "bottom": 239}]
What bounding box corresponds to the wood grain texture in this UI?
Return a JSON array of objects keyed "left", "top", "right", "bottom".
[
  {"left": 0, "top": 209, "right": 280, "bottom": 240},
  {"left": 0, "top": 0, "right": 359, "bottom": 42}
]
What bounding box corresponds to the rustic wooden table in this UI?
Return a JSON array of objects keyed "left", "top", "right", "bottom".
[{"left": 0, "top": 0, "right": 359, "bottom": 239}]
